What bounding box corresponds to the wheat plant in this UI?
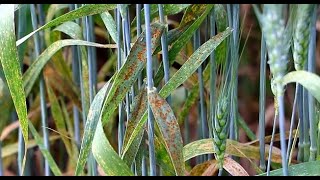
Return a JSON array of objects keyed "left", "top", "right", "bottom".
[{"left": 0, "top": 4, "right": 319, "bottom": 176}]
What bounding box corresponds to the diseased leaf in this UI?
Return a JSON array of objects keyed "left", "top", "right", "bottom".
[
  {"left": 183, "top": 139, "right": 282, "bottom": 163},
  {"left": 123, "top": 28, "right": 232, "bottom": 159},
  {"left": 223, "top": 157, "right": 249, "bottom": 176},
  {"left": 17, "top": 4, "right": 117, "bottom": 46},
  {"left": 148, "top": 88, "right": 185, "bottom": 176},
  {"left": 121, "top": 88, "right": 147, "bottom": 166},
  {"left": 189, "top": 160, "right": 218, "bottom": 176},
  {"left": 77, "top": 23, "right": 164, "bottom": 175},
  {"left": 100, "top": 23, "right": 164, "bottom": 126},
  {"left": 0, "top": 4, "right": 28, "bottom": 174},
  {"left": 177, "top": 59, "right": 211, "bottom": 125}
]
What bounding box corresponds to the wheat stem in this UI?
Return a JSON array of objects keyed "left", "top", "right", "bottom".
[
  {"left": 116, "top": 6, "right": 125, "bottom": 155},
  {"left": 259, "top": 34, "right": 267, "bottom": 172},
  {"left": 286, "top": 84, "right": 298, "bottom": 162},
  {"left": 30, "top": 4, "right": 51, "bottom": 176},
  {"left": 144, "top": 4, "right": 157, "bottom": 176},
  {"left": 307, "top": 5, "right": 317, "bottom": 161},
  {"left": 83, "top": 5, "right": 98, "bottom": 175},
  {"left": 266, "top": 114, "right": 278, "bottom": 176}
]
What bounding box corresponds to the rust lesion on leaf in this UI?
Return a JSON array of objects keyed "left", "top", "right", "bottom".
[
  {"left": 152, "top": 28, "right": 162, "bottom": 40},
  {"left": 137, "top": 48, "right": 146, "bottom": 62},
  {"left": 154, "top": 98, "right": 165, "bottom": 108},
  {"left": 124, "top": 63, "right": 138, "bottom": 80}
]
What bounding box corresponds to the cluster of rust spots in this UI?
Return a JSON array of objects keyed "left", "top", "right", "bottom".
[
  {"left": 129, "top": 90, "right": 147, "bottom": 121},
  {"left": 123, "top": 63, "right": 138, "bottom": 80},
  {"left": 212, "top": 30, "right": 226, "bottom": 40},
  {"left": 113, "top": 87, "right": 120, "bottom": 99},
  {"left": 152, "top": 28, "right": 162, "bottom": 40},
  {"left": 153, "top": 97, "right": 165, "bottom": 108},
  {"left": 136, "top": 47, "right": 146, "bottom": 62},
  {"left": 182, "top": 5, "right": 206, "bottom": 25}
]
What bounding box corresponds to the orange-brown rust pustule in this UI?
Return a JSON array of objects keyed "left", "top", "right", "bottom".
[
  {"left": 137, "top": 48, "right": 146, "bottom": 62},
  {"left": 124, "top": 63, "right": 138, "bottom": 80},
  {"left": 152, "top": 29, "right": 162, "bottom": 40}
]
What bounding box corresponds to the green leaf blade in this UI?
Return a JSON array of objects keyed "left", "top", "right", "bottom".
[
  {"left": 75, "top": 80, "right": 112, "bottom": 175},
  {"left": 282, "top": 70, "right": 320, "bottom": 102},
  {"left": 259, "top": 161, "right": 320, "bottom": 176},
  {"left": 0, "top": 4, "right": 28, "bottom": 174}
]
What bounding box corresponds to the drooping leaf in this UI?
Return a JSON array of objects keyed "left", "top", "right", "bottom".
[
  {"left": 119, "top": 4, "right": 129, "bottom": 19},
  {"left": 17, "top": 4, "right": 117, "bottom": 46},
  {"left": 22, "top": 39, "right": 115, "bottom": 97},
  {"left": 0, "top": 4, "right": 28, "bottom": 173},
  {"left": 148, "top": 88, "right": 185, "bottom": 176},
  {"left": 282, "top": 70, "right": 320, "bottom": 103},
  {"left": 46, "top": 22, "right": 74, "bottom": 84}
]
